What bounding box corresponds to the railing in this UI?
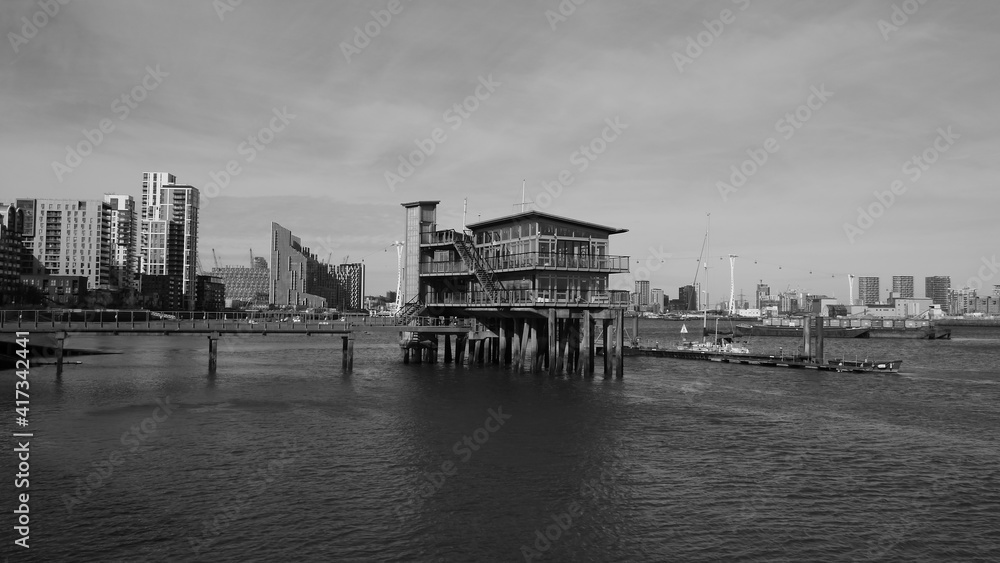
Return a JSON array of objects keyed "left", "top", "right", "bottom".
[
  {"left": 420, "top": 229, "right": 470, "bottom": 245},
  {"left": 419, "top": 252, "right": 630, "bottom": 274},
  {"left": 423, "top": 289, "right": 630, "bottom": 308}
]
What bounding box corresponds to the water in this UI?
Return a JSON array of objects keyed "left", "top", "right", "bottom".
[{"left": 2, "top": 320, "right": 999, "bottom": 562}]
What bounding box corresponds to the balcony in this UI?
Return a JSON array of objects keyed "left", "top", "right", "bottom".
[
  {"left": 419, "top": 251, "right": 629, "bottom": 275},
  {"left": 423, "top": 289, "right": 631, "bottom": 308},
  {"left": 420, "top": 229, "right": 469, "bottom": 246}
]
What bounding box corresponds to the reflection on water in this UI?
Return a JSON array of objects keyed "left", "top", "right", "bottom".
[{"left": 7, "top": 323, "right": 999, "bottom": 562}]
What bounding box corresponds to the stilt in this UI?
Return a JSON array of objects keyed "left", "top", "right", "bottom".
[
  {"left": 615, "top": 310, "right": 625, "bottom": 378},
  {"left": 208, "top": 332, "right": 219, "bottom": 374},
  {"left": 531, "top": 322, "right": 543, "bottom": 373},
  {"left": 403, "top": 346, "right": 410, "bottom": 364},
  {"left": 444, "top": 334, "right": 452, "bottom": 363},
  {"left": 518, "top": 320, "right": 530, "bottom": 373},
  {"left": 803, "top": 315, "right": 812, "bottom": 362},
  {"left": 583, "top": 311, "right": 593, "bottom": 376},
  {"left": 816, "top": 317, "right": 825, "bottom": 365},
  {"left": 499, "top": 321, "right": 508, "bottom": 366},
  {"left": 547, "top": 310, "right": 557, "bottom": 376},
  {"left": 632, "top": 314, "right": 640, "bottom": 346},
  {"left": 55, "top": 331, "right": 66, "bottom": 376},
  {"left": 603, "top": 319, "right": 611, "bottom": 378},
  {"left": 484, "top": 337, "right": 492, "bottom": 365},
  {"left": 573, "top": 319, "right": 583, "bottom": 377},
  {"left": 512, "top": 322, "right": 522, "bottom": 371},
  {"left": 456, "top": 334, "right": 466, "bottom": 364},
  {"left": 554, "top": 319, "right": 564, "bottom": 374}
]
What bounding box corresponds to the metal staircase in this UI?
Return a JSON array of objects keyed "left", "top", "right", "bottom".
[
  {"left": 395, "top": 298, "right": 425, "bottom": 324},
  {"left": 453, "top": 235, "right": 504, "bottom": 302}
]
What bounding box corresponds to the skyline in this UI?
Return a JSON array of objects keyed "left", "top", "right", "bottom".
[{"left": 3, "top": 1, "right": 999, "bottom": 300}]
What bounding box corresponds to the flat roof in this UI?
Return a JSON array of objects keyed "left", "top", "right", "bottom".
[
  {"left": 465, "top": 210, "right": 628, "bottom": 235},
  {"left": 400, "top": 200, "right": 441, "bottom": 208}
]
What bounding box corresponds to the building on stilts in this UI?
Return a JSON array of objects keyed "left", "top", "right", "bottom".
[{"left": 397, "top": 201, "right": 631, "bottom": 377}]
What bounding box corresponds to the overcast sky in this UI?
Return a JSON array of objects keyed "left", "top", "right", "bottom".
[{"left": 3, "top": 0, "right": 998, "bottom": 303}]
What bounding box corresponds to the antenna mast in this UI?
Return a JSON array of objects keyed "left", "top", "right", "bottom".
[{"left": 728, "top": 254, "right": 738, "bottom": 315}]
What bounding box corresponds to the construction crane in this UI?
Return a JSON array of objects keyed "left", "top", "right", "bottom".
[{"left": 212, "top": 248, "right": 221, "bottom": 269}]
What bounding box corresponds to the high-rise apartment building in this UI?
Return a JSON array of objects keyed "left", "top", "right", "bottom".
[
  {"left": 925, "top": 276, "right": 951, "bottom": 313},
  {"left": 0, "top": 204, "right": 25, "bottom": 304},
  {"left": 104, "top": 194, "right": 138, "bottom": 290},
  {"left": 858, "top": 276, "right": 880, "bottom": 305},
  {"left": 755, "top": 282, "right": 770, "bottom": 309},
  {"left": 651, "top": 288, "right": 664, "bottom": 313},
  {"left": 634, "top": 280, "right": 650, "bottom": 307},
  {"left": 16, "top": 199, "right": 112, "bottom": 290},
  {"left": 892, "top": 275, "right": 914, "bottom": 298},
  {"left": 139, "top": 172, "right": 199, "bottom": 309},
  {"left": 270, "top": 221, "right": 331, "bottom": 308},
  {"left": 678, "top": 284, "right": 696, "bottom": 310}
]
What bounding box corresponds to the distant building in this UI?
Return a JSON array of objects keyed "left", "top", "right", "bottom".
[
  {"left": 16, "top": 198, "right": 113, "bottom": 291},
  {"left": 195, "top": 275, "right": 225, "bottom": 311},
  {"left": 634, "top": 280, "right": 650, "bottom": 308},
  {"left": 678, "top": 284, "right": 696, "bottom": 310},
  {"left": 779, "top": 290, "right": 801, "bottom": 314},
  {"left": 0, "top": 204, "right": 25, "bottom": 304},
  {"left": 104, "top": 194, "right": 138, "bottom": 291},
  {"left": 650, "top": 288, "right": 664, "bottom": 313},
  {"left": 138, "top": 274, "right": 184, "bottom": 311},
  {"left": 858, "top": 276, "right": 880, "bottom": 305},
  {"left": 139, "top": 172, "right": 199, "bottom": 310},
  {"left": 212, "top": 260, "right": 270, "bottom": 309},
  {"left": 863, "top": 296, "right": 934, "bottom": 319},
  {"left": 948, "top": 287, "right": 977, "bottom": 315},
  {"left": 755, "top": 282, "right": 770, "bottom": 309},
  {"left": 21, "top": 274, "right": 87, "bottom": 306},
  {"left": 892, "top": 275, "right": 914, "bottom": 298},
  {"left": 331, "top": 262, "right": 365, "bottom": 311},
  {"left": 925, "top": 276, "right": 951, "bottom": 313}
]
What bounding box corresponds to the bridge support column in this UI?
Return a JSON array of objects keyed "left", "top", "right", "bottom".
[
  {"left": 208, "top": 332, "right": 219, "bottom": 374},
  {"left": 444, "top": 334, "right": 452, "bottom": 363},
  {"left": 55, "top": 331, "right": 66, "bottom": 376}
]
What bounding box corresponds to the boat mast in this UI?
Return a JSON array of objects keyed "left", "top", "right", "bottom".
[{"left": 728, "top": 254, "right": 738, "bottom": 315}]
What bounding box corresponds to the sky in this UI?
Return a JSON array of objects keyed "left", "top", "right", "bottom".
[{"left": 2, "top": 0, "right": 998, "bottom": 304}]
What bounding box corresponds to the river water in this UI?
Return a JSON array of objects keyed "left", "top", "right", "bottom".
[{"left": 3, "top": 320, "right": 998, "bottom": 562}]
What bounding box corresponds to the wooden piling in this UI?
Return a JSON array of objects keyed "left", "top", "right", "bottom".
[
  {"left": 583, "top": 311, "right": 593, "bottom": 376},
  {"left": 518, "top": 320, "right": 530, "bottom": 373},
  {"left": 444, "top": 334, "right": 452, "bottom": 363},
  {"left": 803, "top": 315, "right": 812, "bottom": 362},
  {"left": 499, "top": 321, "right": 508, "bottom": 366},
  {"left": 346, "top": 335, "right": 355, "bottom": 372},
  {"left": 603, "top": 319, "right": 612, "bottom": 378},
  {"left": 547, "top": 310, "right": 557, "bottom": 376},
  {"left": 615, "top": 310, "right": 625, "bottom": 378},
  {"left": 208, "top": 332, "right": 219, "bottom": 373},
  {"left": 55, "top": 331, "right": 66, "bottom": 376}
]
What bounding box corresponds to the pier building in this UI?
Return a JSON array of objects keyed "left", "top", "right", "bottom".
[{"left": 397, "top": 201, "right": 631, "bottom": 376}]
